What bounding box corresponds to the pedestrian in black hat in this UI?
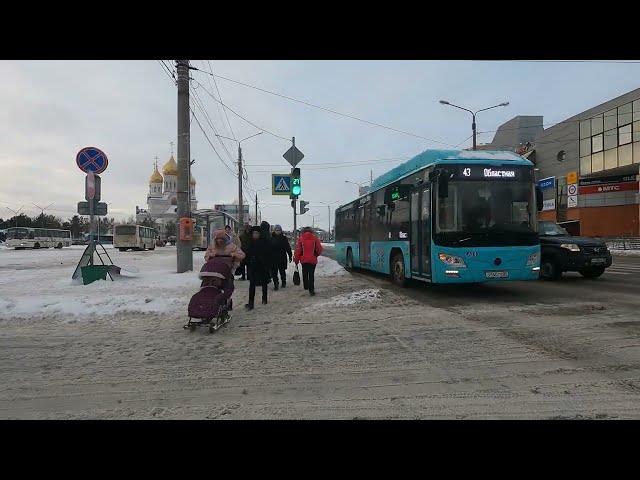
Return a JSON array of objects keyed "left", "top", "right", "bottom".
[{"left": 244, "top": 225, "right": 272, "bottom": 310}]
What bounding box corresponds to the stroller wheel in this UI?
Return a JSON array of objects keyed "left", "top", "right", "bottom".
[
  {"left": 209, "top": 323, "right": 216, "bottom": 334},
  {"left": 189, "top": 324, "right": 196, "bottom": 332}
]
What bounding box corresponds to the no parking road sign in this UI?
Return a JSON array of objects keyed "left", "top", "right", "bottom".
[{"left": 76, "top": 147, "right": 109, "bottom": 174}]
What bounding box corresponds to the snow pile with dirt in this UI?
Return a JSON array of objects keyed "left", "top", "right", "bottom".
[
  {"left": 610, "top": 249, "right": 640, "bottom": 257},
  {"left": 314, "top": 254, "right": 347, "bottom": 277},
  {"left": 0, "top": 246, "right": 203, "bottom": 321},
  {"left": 313, "top": 288, "right": 381, "bottom": 308}
]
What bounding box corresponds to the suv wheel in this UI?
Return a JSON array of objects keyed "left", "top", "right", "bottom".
[{"left": 540, "top": 258, "right": 561, "bottom": 280}]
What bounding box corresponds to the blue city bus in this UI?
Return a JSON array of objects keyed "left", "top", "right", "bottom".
[{"left": 334, "top": 149, "right": 543, "bottom": 285}]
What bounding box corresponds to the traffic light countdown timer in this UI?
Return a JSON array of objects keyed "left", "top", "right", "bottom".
[{"left": 291, "top": 168, "right": 301, "bottom": 198}]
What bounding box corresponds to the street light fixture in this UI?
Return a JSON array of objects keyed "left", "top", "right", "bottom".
[
  {"left": 215, "top": 131, "right": 264, "bottom": 225},
  {"left": 439, "top": 100, "right": 509, "bottom": 150},
  {"left": 316, "top": 200, "right": 339, "bottom": 238}
]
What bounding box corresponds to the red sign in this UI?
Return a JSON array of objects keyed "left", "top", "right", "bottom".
[{"left": 579, "top": 181, "right": 639, "bottom": 195}]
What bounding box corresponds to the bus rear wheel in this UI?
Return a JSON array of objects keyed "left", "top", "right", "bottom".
[
  {"left": 56, "top": 243, "right": 63, "bottom": 249},
  {"left": 391, "top": 252, "right": 408, "bottom": 287},
  {"left": 34, "top": 243, "right": 40, "bottom": 249}
]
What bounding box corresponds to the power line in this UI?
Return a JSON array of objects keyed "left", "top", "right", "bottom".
[
  {"left": 190, "top": 86, "right": 237, "bottom": 167},
  {"left": 510, "top": 60, "right": 640, "bottom": 64},
  {"left": 192, "top": 67, "right": 456, "bottom": 147},
  {"left": 192, "top": 79, "right": 291, "bottom": 142},
  {"left": 190, "top": 107, "right": 238, "bottom": 178},
  {"left": 207, "top": 60, "right": 236, "bottom": 140}
]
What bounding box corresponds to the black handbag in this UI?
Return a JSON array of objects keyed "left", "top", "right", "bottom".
[{"left": 293, "top": 265, "right": 301, "bottom": 286}]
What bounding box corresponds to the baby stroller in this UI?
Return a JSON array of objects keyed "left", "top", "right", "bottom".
[{"left": 184, "top": 255, "right": 235, "bottom": 334}]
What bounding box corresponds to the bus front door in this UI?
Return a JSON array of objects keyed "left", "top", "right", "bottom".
[
  {"left": 410, "top": 188, "right": 431, "bottom": 278},
  {"left": 359, "top": 202, "right": 371, "bottom": 265}
]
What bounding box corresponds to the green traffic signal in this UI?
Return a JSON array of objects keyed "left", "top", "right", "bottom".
[{"left": 291, "top": 174, "right": 301, "bottom": 196}]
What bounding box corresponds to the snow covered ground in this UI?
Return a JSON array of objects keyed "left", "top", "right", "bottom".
[{"left": 0, "top": 245, "right": 350, "bottom": 321}]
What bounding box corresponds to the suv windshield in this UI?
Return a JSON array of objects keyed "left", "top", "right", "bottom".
[
  {"left": 434, "top": 179, "right": 538, "bottom": 247},
  {"left": 538, "top": 221, "right": 569, "bottom": 236}
]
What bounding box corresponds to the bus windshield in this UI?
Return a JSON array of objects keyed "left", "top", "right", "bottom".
[
  {"left": 435, "top": 179, "right": 537, "bottom": 247},
  {"left": 7, "top": 228, "right": 29, "bottom": 240}
]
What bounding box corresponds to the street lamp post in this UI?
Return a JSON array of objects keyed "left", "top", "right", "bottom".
[
  {"left": 254, "top": 186, "right": 270, "bottom": 226},
  {"left": 439, "top": 100, "right": 509, "bottom": 150},
  {"left": 345, "top": 179, "right": 370, "bottom": 196},
  {"left": 317, "top": 200, "right": 338, "bottom": 239},
  {"left": 216, "top": 131, "right": 264, "bottom": 225}
]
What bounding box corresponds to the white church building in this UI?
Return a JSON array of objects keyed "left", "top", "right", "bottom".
[{"left": 136, "top": 154, "right": 197, "bottom": 235}]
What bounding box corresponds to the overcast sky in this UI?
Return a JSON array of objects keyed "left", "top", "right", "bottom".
[{"left": 2, "top": 60, "right": 640, "bottom": 230}]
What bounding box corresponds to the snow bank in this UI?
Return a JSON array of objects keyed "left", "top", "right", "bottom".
[
  {"left": 313, "top": 289, "right": 381, "bottom": 308},
  {"left": 314, "top": 254, "right": 347, "bottom": 277},
  {"left": 456, "top": 150, "right": 522, "bottom": 160},
  {"left": 610, "top": 249, "right": 640, "bottom": 257},
  {"left": 0, "top": 246, "right": 203, "bottom": 321}
]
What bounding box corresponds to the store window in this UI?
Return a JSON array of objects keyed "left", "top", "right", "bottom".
[
  {"left": 580, "top": 120, "right": 591, "bottom": 139},
  {"left": 619, "top": 123, "right": 632, "bottom": 145},
  {"left": 618, "top": 103, "right": 633, "bottom": 126},
  {"left": 604, "top": 148, "right": 618, "bottom": 170},
  {"left": 618, "top": 143, "right": 632, "bottom": 167},
  {"left": 604, "top": 108, "right": 618, "bottom": 131},
  {"left": 591, "top": 151, "right": 604, "bottom": 172},
  {"left": 604, "top": 129, "right": 617, "bottom": 150},
  {"left": 592, "top": 133, "right": 603, "bottom": 153},
  {"left": 634, "top": 142, "right": 640, "bottom": 164},
  {"left": 580, "top": 155, "right": 591, "bottom": 175}
]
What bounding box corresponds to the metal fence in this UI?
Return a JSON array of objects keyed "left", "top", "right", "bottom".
[{"left": 605, "top": 237, "right": 640, "bottom": 250}]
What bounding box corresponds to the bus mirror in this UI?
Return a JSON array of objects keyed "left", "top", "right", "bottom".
[
  {"left": 535, "top": 186, "right": 543, "bottom": 212},
  {"left": 438, "top": 172, "right": 449, "bottom": 198}
]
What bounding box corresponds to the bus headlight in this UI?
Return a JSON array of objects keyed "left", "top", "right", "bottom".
[
  {"left": 560, "top": 243, "right": 581, "bottom": 252},
  {"left": 438, "top": 253, "right": 466, "bottom": 267},
  {"left": 526, "top": 252, "right": 540, "bottom": 267}
]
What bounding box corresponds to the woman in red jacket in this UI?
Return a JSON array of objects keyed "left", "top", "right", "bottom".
[{"left": 293, "top": 226, "right": 323, "bottom": 296}]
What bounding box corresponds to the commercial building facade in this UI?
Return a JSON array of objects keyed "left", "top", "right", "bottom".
[
  {"left": 532, "top": 88, "right": 640, "bottom": 237},
  {"left": 481, "top": 89, "right": 640, "bottom": 237}
]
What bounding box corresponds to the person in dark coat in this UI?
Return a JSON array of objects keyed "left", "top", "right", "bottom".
[
  {"left": 270, "top": 224, "right": 292, "bottom": 289},
  {"left": 245, "top": 225, "right": 272, "bottom": 310},
  {"left": 237, "top": 223, "right": 252, "bottom": 280}
]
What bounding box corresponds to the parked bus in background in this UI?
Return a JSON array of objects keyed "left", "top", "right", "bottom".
[
  {"left": 113, "top": 224, "right": 156, "bottom": 251},
  {"left": 192, "top": 225, "right": 207, "bottom": 251},
  {"left": 84, "top": 233, "right": 114, "bottom": 244},
  {"left": 5, "top": 227, "right": 72, "bottom": 249},
  {"left": 335, "top": 149, "right": 543, "bottom": 286}
]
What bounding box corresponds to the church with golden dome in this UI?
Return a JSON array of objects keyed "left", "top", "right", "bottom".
[{"left": 135, "top": 153, "right": 197, "bottom": 234}]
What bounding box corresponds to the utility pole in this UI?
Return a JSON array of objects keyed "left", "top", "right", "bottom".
[
  {"left": 237, "top": 144, "right": 244, "bottom": 226},
  {"left": 176, "top": 59, "right": 192, "bottom": 272},
  {"left": 255, "top": 193, "right": 258, "bottom": 225}
]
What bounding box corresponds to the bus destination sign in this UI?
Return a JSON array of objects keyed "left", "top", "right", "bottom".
[{"left": 449, "top": 165, "right": 530, "bottom": 181}]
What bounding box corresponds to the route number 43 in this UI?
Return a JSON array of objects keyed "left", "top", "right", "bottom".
[{"left": 462, "top": 168, "right": 471, "bottom": 177}]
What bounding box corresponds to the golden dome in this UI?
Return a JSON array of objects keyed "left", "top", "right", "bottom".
[
  {"left": 190, "top": 174, "right": 196, "bottom": 185},
  {"left": 149, "top": 164, "right": 163, "bottom": 184},
  {"left": 162, "top": 155, "right": 178, "bottom": 176}
]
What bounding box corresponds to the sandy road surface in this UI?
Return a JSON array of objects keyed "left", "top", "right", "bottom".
[{"left": 1, "top": 246, "right": 640, "bottom": 419}]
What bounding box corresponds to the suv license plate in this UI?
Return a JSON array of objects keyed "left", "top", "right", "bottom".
[
  {"left": 486, "top": 271, "right": 509, "bottom": 279},
  {"left": 591, "top": 258, "right": 606, "bottom": 264}
]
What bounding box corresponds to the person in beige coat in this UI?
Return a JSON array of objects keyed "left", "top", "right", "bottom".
[{"left": 205, "top": 229, "right": 245, "bottom": 272}]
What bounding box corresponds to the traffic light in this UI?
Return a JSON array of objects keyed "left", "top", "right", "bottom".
[
  {"left": 299, "top": 200, "right": 309, "bottom": 214},
  {"left": 291, "top": 168, "right": 301, "bottom": 198}
]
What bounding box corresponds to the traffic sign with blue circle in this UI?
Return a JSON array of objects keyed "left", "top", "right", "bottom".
[{"left": 76, "top": 147, "right": 109, "bottom": 174}]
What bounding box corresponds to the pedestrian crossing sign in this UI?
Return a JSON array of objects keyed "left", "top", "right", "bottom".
[{"left": 272, "top": 174, "right": 292, "bottom": 196}]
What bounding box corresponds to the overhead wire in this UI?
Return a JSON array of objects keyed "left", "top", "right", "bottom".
[
  {"left": 207, "top": 60, "right": 236, "bottom": 140},
  {"left": 191, "top": 67, "right": 456, "bottom": 147}
]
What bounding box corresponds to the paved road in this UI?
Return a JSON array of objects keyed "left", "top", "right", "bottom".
[{"left": 323, "top": 245, "right": 640, "bottom": 308}]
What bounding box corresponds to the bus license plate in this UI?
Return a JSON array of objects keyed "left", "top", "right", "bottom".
[
  {"left": 591, "top": 258, "right": 606, "bottom": 264},
  {"left": 486, "top": 271, "right": 509, "bottom": 279}
]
